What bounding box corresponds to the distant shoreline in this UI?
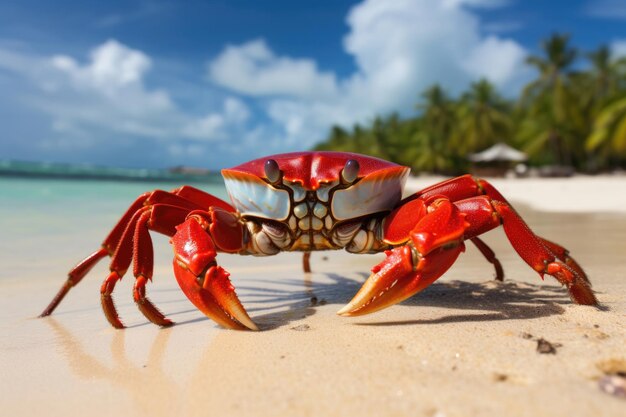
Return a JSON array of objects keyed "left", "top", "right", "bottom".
[
  {"left": 0, "top": 160, "right": 223, "bottom": 184},
  {"left": 0, "top": 171, "right": 222, "bottom": 184}
]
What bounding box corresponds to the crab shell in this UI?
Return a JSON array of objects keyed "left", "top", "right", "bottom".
[{"left": 221, "top": 151, "right": 410, "bottom": 223}]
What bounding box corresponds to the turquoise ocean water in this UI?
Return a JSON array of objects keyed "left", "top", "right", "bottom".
[
  {"left": 0, "top": 177, "right": 228, "bottom": 207},
  {"left": 0, "top": 177, "right": 229, "bottom": 281},
  {"left": 0, "top": 177, "right": 229, "bottom": 231}
]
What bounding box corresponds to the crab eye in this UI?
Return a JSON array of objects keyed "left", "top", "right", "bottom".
[
  {"left": 341, "top": 159, "right": 360, "bottom": 183},
  {"left": 264, "top": 159, "right": 281, "bottom": 183}
]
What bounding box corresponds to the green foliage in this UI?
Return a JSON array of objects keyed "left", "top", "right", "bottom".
[{"left": 314, "top": 33, "right": 626, "bottom": 173}]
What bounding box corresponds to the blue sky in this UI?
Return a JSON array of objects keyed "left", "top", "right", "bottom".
[{"left": 1, "top": 0, "right": 626, "bottom": 169}]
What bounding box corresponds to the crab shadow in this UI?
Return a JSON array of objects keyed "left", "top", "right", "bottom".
[
  {"left": 230, "top": 271, "right": 584, "bottom": 330},
  {"left": 63, "top": 267, "right": 589, "bottom": 331},
  {"left": 47, "top": 271, "right": 588, "bottom": 331}
]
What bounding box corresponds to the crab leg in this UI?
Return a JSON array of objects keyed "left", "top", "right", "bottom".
[
  {"left": 40, "top": 188, "right": 232, "bottom": 318},
  {"left": 39, "top": 248, "right": 109, "bottom": 317},
  {"left": 470, "top": 237, "right": 504, "bottom": 281},
  {"left": 39, "top": 193, "right": 150, "bottom": 318},
  {"left": 489, "top": 200, "right": 596, "bottom": 304},
  {"left": 468, "top": 180, "right": 595, "bottom": 304},
  {"left": 100, "top": 204, "right": 191, "bottom": 328},
  {"left": 303, "top": 251, "right": 312, "bottom": 273},
  {"left": 132, "top": 210, "right": 173, "bottom": 327},
  {"left": 171, "top": 209, "right": 257, "bottom": 330},
  {"left": 537, "top": 237, "right": 589, "bottom": 285},
  {"left": 455, "top": 194, "right": 595, "bottom": 304},
  {"left": 415, "top": 175, "right": 593, "bottom": 301},
  {"left": 171, "top": 185, "right": 235, "bottom": 213},
  {"left": 101, "top": 271, "right": 124, "bottom": 328},
  {"left": 100, "top": 208, "right": 141, "bottom": 328},
  {"left": 409, "top": 175, "right": 587, "bottom": 284}
]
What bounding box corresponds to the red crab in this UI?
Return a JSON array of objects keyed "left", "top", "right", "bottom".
[{"left": 40, "top": 151, "right": 597, "bottom": 330}]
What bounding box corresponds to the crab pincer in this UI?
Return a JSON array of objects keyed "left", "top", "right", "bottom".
[
  {"left": 171, "top": 215, "right": 258, "bottom": 330},
  {"left": 338, "top": 198, "right": 468, "bottom": 316}
]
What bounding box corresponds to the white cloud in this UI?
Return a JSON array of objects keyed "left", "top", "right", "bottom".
[
  {"left": 52, "top": 40, "right": 152, "bottom": 90},
  {"left": 208, "top": 0, "right": 528, "bottom": 149},
  {"left": 342, "top": 0, "right": 527, "bottom": 100},
  {"left": 611, "top": 40, "right": 626, "bottom": 59},
  {"left": 0, "top": 39, "right": 252, "bottom": 148},
  {"left": 463, "top": 36, "right": 527, "bottom": 85},
  {"left": 46, "top": 40, "right": 175, "bottom": 130},
  {"left": 209, "top": 39, "right": 338, "bottom": 99},
  {"left": 344, "top": 0, "right": 481, "bottom": 109},
  {"left": 182, "top": 97, "right": 250, "bottom": 139}
]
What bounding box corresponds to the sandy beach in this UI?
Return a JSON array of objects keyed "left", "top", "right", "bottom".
[{"left": 1, "top": 175, "right": 625, "bottom": 416}]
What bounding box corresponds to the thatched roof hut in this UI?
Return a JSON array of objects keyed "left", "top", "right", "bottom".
[
  {"left": 468, "top": 143, "right": 527, "bottom": 176},
  {"left": 468, "top": 143, "right": 527, "bottom": 163}
]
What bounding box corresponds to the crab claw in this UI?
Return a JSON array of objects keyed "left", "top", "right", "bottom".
[
  {"left": 171, "top": 218, "right": 258, "bottom": 331},
  {"left": 173, "top": 263, "right": 258, "bottom": 330},
  {"left": 338, "top": 244, "right": 464, "bottom": 317},
  {"left": 339, "top": 197, "right": 470, "bottom": 317}
]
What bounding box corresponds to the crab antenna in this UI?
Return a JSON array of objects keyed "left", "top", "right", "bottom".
[
  {"left": 341, "top": 159, "right": 360, "bottom": 183},
  {"left": 264, "top": 159, "right": 281, "bottom": 183}
]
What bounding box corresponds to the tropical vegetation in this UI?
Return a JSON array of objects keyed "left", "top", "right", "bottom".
[{"left": 314, "top": 34, "right": 626, "bottom": 174}]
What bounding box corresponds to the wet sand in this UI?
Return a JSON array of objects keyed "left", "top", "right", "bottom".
[{"left": 1, "top": 176, "right": 625, "bottom": 416}]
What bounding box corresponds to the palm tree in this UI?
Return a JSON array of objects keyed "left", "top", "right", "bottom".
[
  {"left": 315, "top": 123, "right": 370, "bottom": 155},
  {"left": 368, "top": 116, "right": 388, "bottom": 158},
  {"left": 453, "top": 79, "right": 512, "bottom": 154},
  {"left": 586, "top": 97, "right": 626, "bottom": 168},
  {"left": 417, "top": 85, "right": 455, "bottom": 135},
  {"left": 315, "top": 125, "right": 351, "bottom": 152},
  {"left": 312, "top": 35, "right": 626, "bottom": 172},
  {"left": 519, "top": 33, "right": 583, "bottom": 167},
  {"left": 572, "top": 45, "right": 625, "bottom": 119},
  {"left": 586, "top": 46, "right": 614, "bottom": 103},
  {"left": 568, "top": 45, "right": 626, "bottom": 170},
  {"left": 412, "top": 84, "right": 458, "bottom": 173}
]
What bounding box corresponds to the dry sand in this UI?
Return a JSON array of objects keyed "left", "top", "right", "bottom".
[{"left": 1, "top": 175, "right": 625, "bottom": 416}]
